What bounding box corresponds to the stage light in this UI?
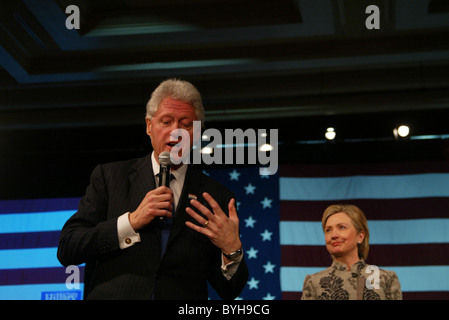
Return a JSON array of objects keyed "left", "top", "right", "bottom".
[
  {"left": 201, "top": 146, "right": 213, "bottom": 154},
  {"left": 259, "top": 143, "right": 273, "bottom": 152},
  {"left": 325, "top": 127, "right": 336, "bottom": 140},
  {"left": 397, "top": 125, "right": 410, "bottom": 137},
  {"left": 393, "top": 125, "right": 410, "bottom": 138}
]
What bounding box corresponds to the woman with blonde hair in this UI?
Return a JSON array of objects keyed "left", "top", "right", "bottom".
[{"left": 301, "top": 204, "right": 402, "bottom": 300}]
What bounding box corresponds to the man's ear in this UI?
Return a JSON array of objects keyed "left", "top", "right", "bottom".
[{"left": 146, "top": 118, "right": 152, "bottom": 138}]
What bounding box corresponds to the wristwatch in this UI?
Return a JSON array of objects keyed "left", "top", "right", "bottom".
[{"left": 223, "top": 248, "right": 243, "bottom": 261}]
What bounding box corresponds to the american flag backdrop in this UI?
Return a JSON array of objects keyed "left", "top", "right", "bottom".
[
  {"left": 0, "top": 197, "right": 83, "bottom": 299},
  {"left": 278, "top": 161, "right": 449, "bottom": 300},
  {"left": 205, "top": 166, "right": 281, "bottom": 300},
  {"left": 1, "top": 161, "right": 449, "bottom": 300}
]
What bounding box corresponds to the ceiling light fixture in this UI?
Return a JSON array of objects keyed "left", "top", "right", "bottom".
[
  {"left": 325, "top": 127, "right": 336, "bottom": 140},
  {"left": 393, "top": 125, "right": 410, "bottom": 138},
  {"left": 259, "top": 143, "right": 273, "bottom": 152}
]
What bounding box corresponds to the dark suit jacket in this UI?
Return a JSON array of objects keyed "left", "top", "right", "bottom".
[{"left": 57, "top": 154, "right": 248, "bottom": 300}]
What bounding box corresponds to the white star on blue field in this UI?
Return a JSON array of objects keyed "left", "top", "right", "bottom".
[{"left": 205, "top": 166, "right": 281, "bottom": 300}]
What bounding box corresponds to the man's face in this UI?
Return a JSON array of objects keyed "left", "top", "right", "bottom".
[{"left": 146, "top": 96, "right": 197, "bottom": 164}]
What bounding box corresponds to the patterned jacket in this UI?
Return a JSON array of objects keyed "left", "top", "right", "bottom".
[{"left": 301, "top": 260, "right": 402, "bottom": 300}]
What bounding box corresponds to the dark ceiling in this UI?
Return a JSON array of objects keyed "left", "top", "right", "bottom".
[{"left": 1, "top": 0, "right": 449, "bottom": 199}]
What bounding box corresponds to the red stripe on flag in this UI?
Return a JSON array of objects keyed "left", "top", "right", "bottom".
[
  {"left": 280, "top": 161, "right": 449, "bottom": 177},
  {"left": 282, "top": 244, "right": 449, "bottom": 267},
  {"left": 281, "top": 198, "right": 449, "bottom": 221},
  {"left": 0, "top": 266, "right": 85, "bottom": 286}
]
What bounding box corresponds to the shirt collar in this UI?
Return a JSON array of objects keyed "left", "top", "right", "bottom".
[
  {"left": 151, "top": 151, "right": 187, "bottom": 180},
  {"left": 332, "top": 259, "right": 366, "bottom": 272}
]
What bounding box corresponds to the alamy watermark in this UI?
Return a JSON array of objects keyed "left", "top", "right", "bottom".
[
  {"left": 63, "top": 264, "right": 381, "bottom": 294},
  {"left": 167, "top": 121, "right": 278, "bottom": 175},
  {"left": 365, "top": 5, "right": 380, "bottom": 30},
  {"left": 65, "top": 4, "right": 381, "bottom": 31},
  {"left": 65, "top": 5, "right": 80, "bottom": 30},
  {"left": 365, "top": 265, "right": 380, "bottom": 290},
  {"left": 65, "top": 265, "right": 80, "bottom": 290}
]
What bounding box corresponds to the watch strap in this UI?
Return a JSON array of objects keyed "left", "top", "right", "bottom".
[{"left": 224, "top": 248, "right": 243, "bottom": 261}]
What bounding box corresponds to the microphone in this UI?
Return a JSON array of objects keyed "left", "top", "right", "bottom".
[
  {"left": 158, "top": 151, "right": 172, "bottom": 221},
  {"left": 158, "top": 151, "right": 172, "bottom": 188}
]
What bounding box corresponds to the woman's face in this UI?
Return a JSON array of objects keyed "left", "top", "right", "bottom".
[{"left": 324, "top": 212, "right": 364, "bottom": 260}]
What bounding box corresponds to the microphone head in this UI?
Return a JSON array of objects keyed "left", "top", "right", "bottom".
[{"left": 158, "top": 151, "right": 172, "bottom": 166}]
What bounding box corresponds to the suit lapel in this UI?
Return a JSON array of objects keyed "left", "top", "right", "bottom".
[
  {"left": 128, "top": 155, "right": 156, "bottom": 210},
  {"left": 128, "top": 155, "right": 163, "bottom": 259},
  {"left": 165, "top": 165, "right": 207, "bottom": 249}
]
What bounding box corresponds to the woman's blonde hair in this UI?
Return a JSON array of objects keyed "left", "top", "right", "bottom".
[{"left": 321, "top": 204, "right": 370, "bottom": 260}]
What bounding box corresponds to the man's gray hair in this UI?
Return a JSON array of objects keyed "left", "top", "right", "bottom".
[{"left": 146, "top": 78, "right": 205, "bottom": 127}]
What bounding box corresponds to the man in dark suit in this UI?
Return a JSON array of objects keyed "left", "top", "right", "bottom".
[{"left": 57, "top": 79, "right": 248, "bottom": 299}]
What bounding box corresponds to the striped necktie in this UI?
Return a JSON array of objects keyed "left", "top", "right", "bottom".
[{"left": 160, "top": 173, "right": 175, "bottom": 258}]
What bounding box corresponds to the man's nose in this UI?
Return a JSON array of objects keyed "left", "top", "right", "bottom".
[{"left": 172, "top": 121, "right": 182, "bottom": 129}]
